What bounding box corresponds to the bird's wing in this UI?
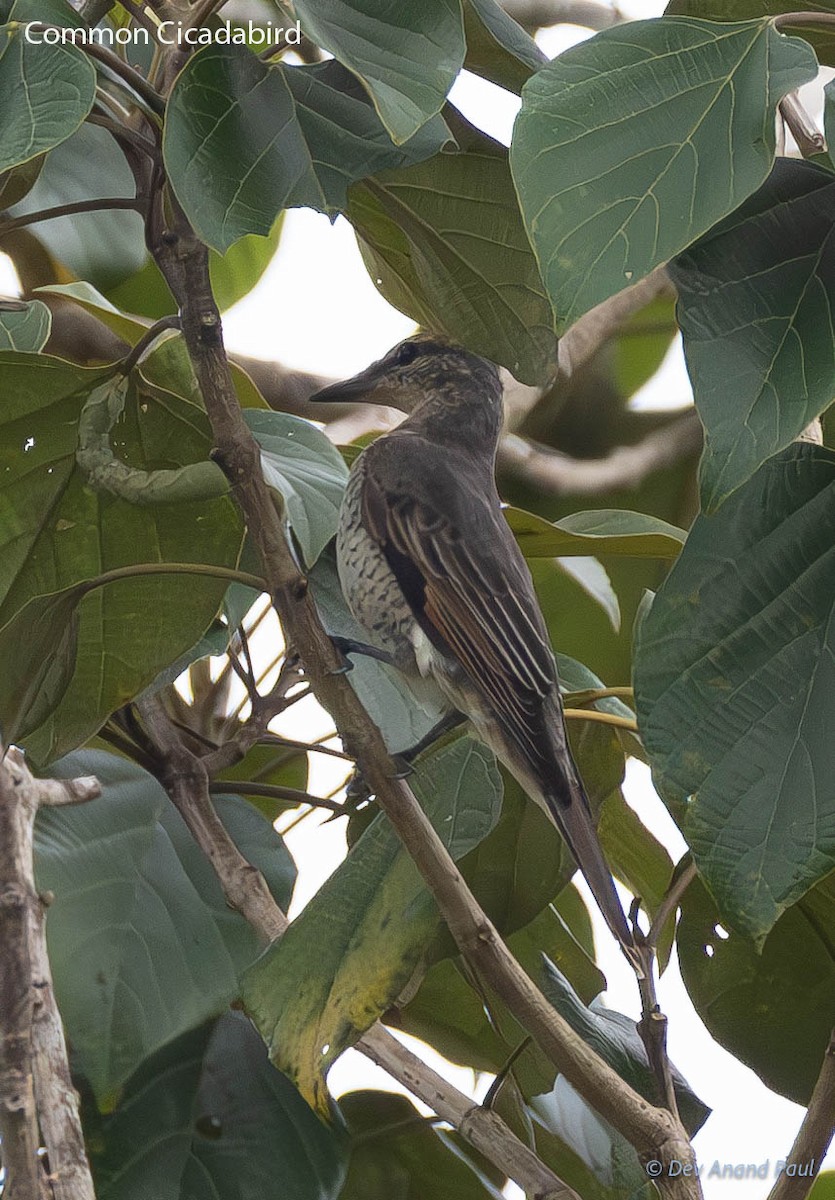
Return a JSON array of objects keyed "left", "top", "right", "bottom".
[{"left": 361, "top": 437, "right": 559, "bottom": 779}]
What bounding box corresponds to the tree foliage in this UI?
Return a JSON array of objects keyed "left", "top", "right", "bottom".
[{"left": 0, "top": 0, "right": 833, "bottom": 1197}]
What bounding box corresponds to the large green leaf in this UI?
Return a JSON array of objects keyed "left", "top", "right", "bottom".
[
  {"left": 678, "top": 875, "right": 835, "bottom": 1105},
  {"left": 634, "top": 444, "right": 835, "bottom": 943},
  {"left": 0, "top": 299, "right": 50, "bottom": 350},
  {"left": 244, "top": 409, "right": 348, "bottom": 567},
  {"left": 294, "top": 0, "right": 465, "bottom": 144},
  {"left": 671, "top": 159, "right": 835, "bottom": 511},
  {"left": 0, "top": 22, "right": 95, "bottom": 171},
  {"left": 510, "top": 17, "right": 817, "bottom": 331},
  {"left": 87, "top": 1014, "right": 346, "bottom": 1200},
  {"left": 243, "top": 738, "right": 502, "bottom": 1115},
  {"left": 665, "top": 1, "right": 835, "bottom": 68},
  {"left": 40, "top": 751, "right": 295, "bottom": 1102},
  {"left": 462, "top": 0, "right": 546, "bottom": 92},
  {"left": 507, "top": 507, "right": 685, "bottom": 559},
  {"left": 338, "top": 1091, "right": 502, "bottom": 1200},
  {"left": 349, "top": 114, "right": 559, "bottom": 386},
  {"left": 0, "top": 352, "right": 244, "bottom": 765},
  {"left": 163, "top": 48, "right": 448, "bottom": 252},
  {"left": 8, "top": 123, "right": 146, "bottom": 290}
]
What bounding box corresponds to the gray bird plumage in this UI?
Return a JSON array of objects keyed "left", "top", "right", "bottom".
[{"left": 312, "top": 335, "right": 636, "bottom": 961}]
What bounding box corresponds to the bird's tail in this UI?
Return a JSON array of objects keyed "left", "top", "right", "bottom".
[{"left": 545, "top": 781, "right": 644, "bottom": 977}]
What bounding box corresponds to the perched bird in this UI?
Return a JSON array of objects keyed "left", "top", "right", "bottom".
[{"left": 312, "top": 335, "right": 636, "bottom": 961}]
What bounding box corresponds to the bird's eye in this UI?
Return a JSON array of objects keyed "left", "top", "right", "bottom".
[{"left": 396, "top": 341, "right": 419, "bottom": 367}]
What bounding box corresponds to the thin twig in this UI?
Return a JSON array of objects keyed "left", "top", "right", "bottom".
[
  {"left": 563, "top": 708, "right": 638, "bottom": 732},
  {"left": 0, "top": 198, "right": 143, "bottom": 240},
  {"left": 87, "top": 112, "right": 160, "bottom": 159},
  {"left": 772, "top": 11, "right": 835, "bottom": 29},
  {"left": 766, "top": 1029, "right": 835, "bottom": 1200},
  {"left": 646, "top": 860, "right": 697, "bottom": 951},
  {"left": 119, "top": 314, "right": 181, "bottom": 375},
  {"left": 779, "top": 92, "right": 825, "bottom": 157},
  {"left": 207, "top": 780, "right": 345, "bottom": 813}
]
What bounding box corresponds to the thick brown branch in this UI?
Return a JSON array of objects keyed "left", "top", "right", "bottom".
[
  {"left": 767, "top": 1030, "right": 835, "bottom": 1200},
  {"left": 145, "top": 198, "right": 702, "bottom": 1200},
  {"left": 499, "top": 408, "right": 702, "bottom": 496},
  {"left": 0, "top": 746, "right": 99, "bottom": 1200}
]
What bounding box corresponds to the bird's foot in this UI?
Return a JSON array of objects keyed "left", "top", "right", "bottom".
[{"left": 329, "top": 635, "right": 395, "bottom": 675}]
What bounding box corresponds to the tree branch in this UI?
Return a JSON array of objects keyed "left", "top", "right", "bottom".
[
  {"left": 146, "top": 192, "right": 702, "bottom": 1198},
  {"left": 500, "top": 0, "right": 624, "bottom": 31},
  {"left": 0, "top": 199, "right": 144, "bottom": 240},
  {"left": 499, "top": 408, "right": 702, "bottom": 496},
  {"left": 767, "top": 1029, "right": 835, "bottom": 1200},
  {"left": 132, "top": 695, "right": 575, "bottom": 1200},
  {"left": 0, "top": 745, "right": 100, "bottom": 1200}
]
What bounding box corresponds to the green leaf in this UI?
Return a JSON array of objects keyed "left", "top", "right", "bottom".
[
  {"left": 510, "top": 17, "right": 817, "bottom": 330},
  {"left": 106, "top": 215, "right": 285, "bottom": 319},
  {"left": 634, "top": 444, "right": 835, "bottom": 943},
  {"left": 8, "top": 123, "right": 146, "bottom": 289},
  {"left": 40, "top": 751, "right": 295, "bottom": 1102},
  {"left": 542, "top": 960, "right": 710, "bottom": 1134},
  {"left": 826, "top": 76, "right": 835, "bottom": 171},
  {"left": 0, "top": 153, "right": 44, "bottom": 207},
  {"left": 678, "top": 875, "right": 835, "bottom": 1105},
  {"left": 0, "top": 299, "right": 50, "bottom": 350},
  {"left": 309, "top": 549, "right": 449, "bottom": 753},
  {"left": 87, "top": 1013, "right": 346, "bottom": 1200},
  {"left": 0, "top": 22, "right": 95, "bottom": 171},
  {"left": 0, "top": 586, "right": 83, "bottom": 748},
  {"left": 294, "top": 0, "right": 465, "bottom": 144},
  {"left": 665, "top": 1, "right": 835, "bottom": 68},
  {"left": 462, "top": 0, "right": 546, "bottom": 92},
  {"left": 163, "top": 48, "right": 449, "bottom": 252},
  {"left": 243, "top": 409, "right": 348, "bottom": 567},
  {"left": 671, "top": 159, "right": 835, "bottom": 511},
  {"left": 0, "top": 352, "right": 244, "bottom": 765},
  {"left": 243, "top": 738, "right": 502, "bottom": 1115},
  {"left": 810, "top": 1175, "right": 835, "bottom": 1200},
  {"left": 508, "top": 507, "right": 687, "bottom": 559},
  {"left": 36, "top": 280, "right": 148, "bottom": 345},
  {"left": 349, "top": 114, "right": 559, "bottom": 386},
  {"left": 338, "top": 1091, "right": 502, "bottom": 1200}
]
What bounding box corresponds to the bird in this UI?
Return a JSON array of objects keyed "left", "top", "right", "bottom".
[{"left": 311, "top": 334, "right": 637, "bottom": 964}]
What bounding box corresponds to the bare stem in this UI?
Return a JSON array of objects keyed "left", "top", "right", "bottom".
[
  {"left": 0, "top": 199, "right": 143, "bottom": 240},
  {"left": 563, "top": 708, "right": 638, "bottom": 732},
  {"left": 766, "top": 1029, "right": 835, "bottom": 1200}
]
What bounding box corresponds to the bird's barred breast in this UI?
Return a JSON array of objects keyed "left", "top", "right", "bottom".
[{"left": 336, "top": 459, "right": 423, "bottom": 673}]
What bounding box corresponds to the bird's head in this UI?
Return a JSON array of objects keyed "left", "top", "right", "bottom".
[{"left": 309, "top": 334, "right": 501, "bottom": 413}]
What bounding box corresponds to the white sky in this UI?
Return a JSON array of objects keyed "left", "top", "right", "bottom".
[{"left": 1, "top": 0, "right": 831, "bottom": 1193}]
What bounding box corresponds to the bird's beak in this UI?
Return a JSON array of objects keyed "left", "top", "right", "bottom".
[{"left": 309, "top": 363, "right": 388, "bottom": 405}]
